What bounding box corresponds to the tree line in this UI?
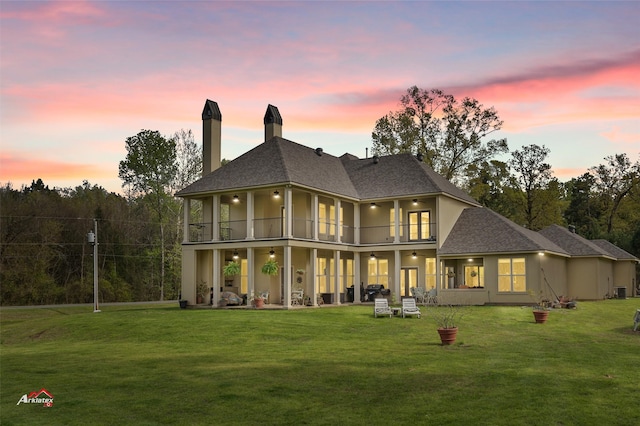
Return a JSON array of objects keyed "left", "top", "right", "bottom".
[
  {"left": 1, "top": 130, "right": 201, "bottom": 305},
  {"left": 1, "top": 88, "right": 638, "bottom": 305}
]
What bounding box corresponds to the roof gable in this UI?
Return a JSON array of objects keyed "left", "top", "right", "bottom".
[
  {"left": 439, "top": 207, "right": 568, "bottom": 255},
  {"left": 538, "top": 225, "right": 614, "bottom": 258},
  {"left": 590, "top": 239, "right": 639, "bottom": 261}
]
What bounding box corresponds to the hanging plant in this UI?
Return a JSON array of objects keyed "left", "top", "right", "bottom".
[
  {"left": 261, "top": 259, "right": 279, "bottom": 276},
  {"left": 223, "top": 260, "right": 241, "bottom": 277}
]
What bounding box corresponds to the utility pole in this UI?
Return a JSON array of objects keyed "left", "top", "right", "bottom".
[{"left": 87, "top": 219, "right": 100, "bottom": 313}]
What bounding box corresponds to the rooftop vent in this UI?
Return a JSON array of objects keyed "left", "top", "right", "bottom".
[
  {"left": 315, "top": 147, "right": 323, "bottom": 156},
  {"left": 373, "top": 155, "right": 379, "bottom": 164},
  {"left": 416, "top": 153, "right": 424, "bottom": 162}
]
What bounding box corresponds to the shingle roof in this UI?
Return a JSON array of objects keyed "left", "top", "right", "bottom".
[
  {"left": 340, "top": 153, "right": 478, "bottom": 203},
  {"left": 439, "top": 207, "right": 568, "bottom": 256},
  {"left": 590, "top": 239, "right": 639, "bottom": 261},
  {"left": 176, "top": 137, "right": 480, "bottom": 204},
  {"left": 538, "top": 224, "right": 614, "bottom": 258}
]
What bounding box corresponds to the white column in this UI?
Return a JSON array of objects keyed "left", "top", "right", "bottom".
[
  {"left": 394, "top": 250, "right": 401, "bottom": 301},
  {"left": 183, "top": 199, "right": 190, "bottom": 243},
  {"left": 212, "top": 194, "right": 220, "bottom": 241},
  {"left": 312, "top": 194, "right": 319, "bottom": 240},
  {"left": 213, "top": 249, "right": 221, "bottom": 306},
  {"left": 285, "top": 187, "right": 293, "bottom": 238},
  {"left": 284, "top": 246, "right": 292, "bottom": 307},
  {"left": 354, "top": 253, "right": 361, "bottom": 304},
  {"left": 247, "top": 247, "right": 254, "bottom": 298},
  {"left": 354, "top": 203, "right": 360, "bottom": 245},
  {"left": 311, "top": 248, "right": 318, "bottom": 306},
  {"left": 394, "top": 199, "right": 400, "bottom": 244},
  {"left": 246, "top": 191, "right": 254, "bottom": 240},
  {"left": 334, "top": 198, "right": 341, "bottom": 243},
  {"left": 334, "top": 250, "right": 341, "bottom": 305}
]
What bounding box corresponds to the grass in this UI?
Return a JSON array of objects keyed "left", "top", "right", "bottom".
[{"left": 1, "top": 300, "right": 639, "bottom": 425}]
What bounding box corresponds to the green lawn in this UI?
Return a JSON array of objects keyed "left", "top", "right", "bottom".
[{"left": 1, "top": 300, "right": 639, "bottom": 425}]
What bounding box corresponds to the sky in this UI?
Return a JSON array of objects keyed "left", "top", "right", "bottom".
[{"left": 1, "top": 0, "right": 639, "bottom": 194}]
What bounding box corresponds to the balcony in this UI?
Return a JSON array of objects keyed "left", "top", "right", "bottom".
[{"left": 187, "top": 221, "right": 435, "bottom": 244}]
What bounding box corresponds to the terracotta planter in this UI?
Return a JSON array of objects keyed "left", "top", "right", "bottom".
[
  {"left": 254, "top": 298, "right": 265, "bottom": 309},
  {"left": 533, "top": 310, "right": 549, "bottom": 324},
  {"left": 437, "top": 327, "right": 458, "bottom": 345}
]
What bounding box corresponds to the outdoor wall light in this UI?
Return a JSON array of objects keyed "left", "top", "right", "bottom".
[
  {"left": 269, "top": 248, "right": 275, "bottom": 258},
  {"left": 412, "top": 252, "right": 417, "bottom": 259},
  {"left": 468, "top": 258, "right": 473, "bottom": 262},
  {"left": 370, "top": 252, "right": 376, "bottom": 259},
  {"left": 232, "top": 250, "right": 239, "bottom": 260},
  {"left": 232, "top": 195, "right": 239, "bottom": 203},
  {"left": 412, "top": 199, "right": 418, "bottom": 205},
  {"left": 370, "top": 202, "right": 376, "bottom": 208},
  {"left": 273, "top": 190, "right": 280, "bottom": 198},
  {"left": 538, "top": 252, "right": 545, "bottom": 256}
]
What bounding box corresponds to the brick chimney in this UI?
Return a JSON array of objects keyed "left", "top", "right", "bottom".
[
  {"left": 264, "top": 104, "right": 282, "bottom": 141},
  {"left": 202, "top": 99, "right": 222, "bottom": 175}
]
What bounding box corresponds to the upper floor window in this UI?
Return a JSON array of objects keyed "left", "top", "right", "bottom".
[
  {"left": 389, "top": 207, "right": 403, "bottom": 238},
  {"left": 498, "top": 258, "right": 526, "bottom": 292},
  {"left": 409, "top": 211, "right": 430, "bottom": 241},
  {"left": 319, "top": 203, "right": 342, "bottom": 237}
]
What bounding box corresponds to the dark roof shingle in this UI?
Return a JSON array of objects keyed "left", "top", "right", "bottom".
[
  {"left": 177, "top": 137, "right": 479, "bottom": 204},
  {"left": 439, "top": 207, "right": 568, "bottom": 255}
]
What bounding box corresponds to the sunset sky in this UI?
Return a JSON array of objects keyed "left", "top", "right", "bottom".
[{"left": 1, "top": 1, "right": 639, "bottom": 194}]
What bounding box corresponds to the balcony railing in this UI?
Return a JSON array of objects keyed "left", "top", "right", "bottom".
[
  {"left": 253, "top": 217, "right": 282, "bottom": 239},
  {"left": 188, "top": 220, "right": 436, "bottom": 244},
  {"left": 219, "top": 220, "right": 247, "bottom": 241},
  {"left": 293, "top": 218, "right": 314, "bottom": 239},
  {"left": 189, "top": 222, "right": 212, "bottom": 242}
]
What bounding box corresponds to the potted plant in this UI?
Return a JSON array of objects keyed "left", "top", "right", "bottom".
[
  {"left": 530, "top": 290, "right": 550, "bottom": 324},
  {"left": 261, "top": 259, "right": 279, "bottom": 276},
  {"left": 223, "top": 260, "right": 241, "bottom": 277},
  {"left": 250, "top": 291, "right": 265, "bottom": 309},
  {"left": 196, "top": 280, "right": 208, "bottom": 304},
  {"left": 425, "top": 303, "right": 466, "bottom": 345}
]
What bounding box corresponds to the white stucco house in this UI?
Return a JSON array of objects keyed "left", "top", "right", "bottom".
[{"left": 176, "top": 100, "right": 638, "bottom": 308}]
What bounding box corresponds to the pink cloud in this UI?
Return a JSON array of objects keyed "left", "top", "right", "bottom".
[
  {"left": 0, "top": 152, "right": 112, "bottom": 182},
  {"left": 600, "top": 127, "right": 640, "bottom": 146}
]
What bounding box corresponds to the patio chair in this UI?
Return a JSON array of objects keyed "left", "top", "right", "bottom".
[
  {"left": 291, "top": 290, "right": 304, "bottom": 306},
  {"left": 402, "top": 298, "right": 421, "bottom": 318},
  {"left": 374, "top": 299, "right": 392, "bottom": 318},
  {"left": 426, "top": 288, "right": 438, "bottom": 305},
  {"left": 410, "top": 287, "right": 427, "bottom": 304},
  {"left": 260, "top": 291, "right": 270, "bottom": 304},
  {"left": 634, "top": 309, "right": 640, "bottom": 332}
]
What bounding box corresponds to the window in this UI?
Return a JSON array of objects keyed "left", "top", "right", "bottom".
[
  {"left": 342, "top": 259, "right": 354, "bottom": 291},
  {"left": 498, "top": 258, "right": 526, "bottom": 292},
  {"left": 409, "top": 211, "right": 430, "bottom": 241},
  {"left": 425, "top": 258, "right": 436, "bottom": 289},
  {"left": 464, "top": 265, "right": 484, "bottom": 288},
  {"left": 316, "top": 258, "right": 334, "bottom": 293},
  {"left": 368, "top": 258, "right": 388, "bottom": 286},
  {"left": 319, "top": 203, "right": 342, "bottom": 237},
  {"left": 389, "top": 207, "right": 403, "bottom": 238}
]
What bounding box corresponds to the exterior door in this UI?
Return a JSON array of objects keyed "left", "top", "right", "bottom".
[{"left": 401, "top": 267, "right": 418, "bottom": 297}]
